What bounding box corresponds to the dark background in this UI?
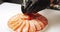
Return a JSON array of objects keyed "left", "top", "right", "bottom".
[{"left": 0, "top": 0, "right": 22, "bottom": 4}]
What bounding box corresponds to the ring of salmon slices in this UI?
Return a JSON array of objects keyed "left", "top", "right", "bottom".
[{"left": 8, "top": 13, "right": 48, "bottom": 32}]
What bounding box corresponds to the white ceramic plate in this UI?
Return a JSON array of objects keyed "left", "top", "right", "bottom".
[{"left": 0, "top": 2, "right": 60, "bottom": 32}]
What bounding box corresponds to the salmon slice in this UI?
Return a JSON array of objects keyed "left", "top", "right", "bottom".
[
  {"left": 37, "top": 14, "right": 48, "bottom": 26},
  {"left": 38, "top": 21, "right": 45, "bottom": 30},
  {"left": 8, "top": 14, "right": 24, "bottom": 31},
  {"left": 16, "top": 21, "right": 26, "bottom": 32},
  {"left": 11, "top": 21, "right": 20, "bottom": 28},
  {"left": 8, "top": 14, "right": 20, "bottom": 27},
  {"left": 12, "top": 20, "right": 23, "bottom": 31},
  {"left": 8, "top": 20, "right": 23, "bottom": 31},
  {"left": 29, "top": 21, "right": 36, "bottom": 32},
  {"left": 8, "top": 21, "right": 19, "bottom": 30},
  {"left": 19, "top": 14, "right": 30, "bottom": 20},
  {"left": 32, "top": 20, "right": 42, "bottom": 31},
  {"left": 8, "top": 21, "right": 16, "bottom": 28},
  {"left": 22, "top": 21, "right": 30, "bottom": 32}
]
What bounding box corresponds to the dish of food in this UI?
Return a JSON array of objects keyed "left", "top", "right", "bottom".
[{"left": 8, "top": 13, "right": 48, "bottom": 32}]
